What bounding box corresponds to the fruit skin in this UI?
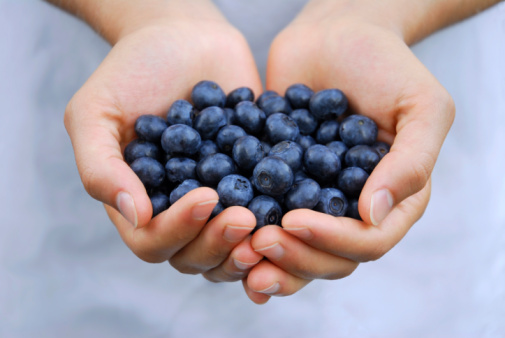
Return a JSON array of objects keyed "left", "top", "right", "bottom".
[
  {"left": 303, "top": 144, "right": 342, "bottom": 184},
  {"left": 232, "top": 135, "right": 265, "bottom": 172},
  {"left": 285, "top": 83, "right": 314, "bottom": 109},
  {"left": 216, "top": 125, "right": 247, "bottom": 154},
  {"left": 248, "top": 195, "right": 283, "bottom": 232},
  {"left": 326, "top": 141, "right": 348, "bottom": 162},
  {"left": 284, "top": 178, "right": 321, "bottom": 211},
  {"left": 130, "top": 157, "right": 165, "bottom": 188},
  {"left": 345, "top": 145, "right": 381, "bottom": 173},
  {"left": 268, "top": 141, "right": 304, "bottom": 172},
  {"left": 165, "top": 157, "right": 197, "bottom": 184},
  {"left": 316, "top": 120, "right": 340, "bottom": 144},
  {"left": 346, "top": 198, "right": 361, "bottom": 220},
  {"left": 169, "top": 179, "right": 202, "bottom": 205},
  {"left": 196, "top": 153, "right": 237, "bottom": 187},
  {"left": 259, "top": 95, "right": 292, "bottom": 116},
  {"left": 134, "top": 115, "right": 168, "bottom": 143},
  {"left": 226, "top": 87, "right": 254, "bottom": 108},
  {"left": 372, "top": 141, "right": 390, "bottom": 159},
  {"left": 150, "top": 192, "right": 170, "bottom": 217},
  {"left": 166, "top": 99, "right": 194, "bottom": 127},
  {"left": 210, "top": 201, "right": 225, "bottom": 220},
  {"left": 161, "top": 124, "right": 201, "bottom": 156},
  {"left": 124, "top": 139, "right": 161, "bottom": 164},
  {"left": 223, "top": 108, "right": 237, "bottom": 125},
  {"left": 217, "top": 174, "right": 254, "bottom": 207},
  {"left": 265, "top": 113, "right": 300, "bottom": 145},
  {"left": 234, "top": 101, "right": 266, "bottom": 135},
  {"left": 289, "top": 108, "right": 318, "bottom": 135},
  {"left": 252, "top": 156, "right": 294, "bottom": 197},
  {"left": 309, "top": 88, "right": 348, "bottom": 120},
  {"left": 191, "top": 80, "right": 226, "bottom": 110},
  {"left": 197, "top": 140, "right": 219, "bottom": 161},
  {"left": 337, "top": 167, "right": 369, "bottom": 197},
  {"left": 296, "top": 134, "right": 317, "bottom": 152},
  {"left": 315, "top": 188, "right": 348, "bottom": 217},
  {"left": 339, "top": 114, "right": 378, "bottom": 147},
  {"left": 193, "top": 106, "right": 227, "bottom": 140}
]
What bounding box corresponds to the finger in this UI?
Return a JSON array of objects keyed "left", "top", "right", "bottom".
[
  {"left": 251, "top": 226, "right": 359, "bottom": 280},
  {"left": 282, "top": 180, "right": 431, "bottom": 262},
  {"left": 203, "top": 236, "right": 263, "bottom": 283},
  {"left": 106, "top": 187, "right": 218, "bottom": 263},
  {"left": 169, "top": 206, "right": 256, "bottom": 274}
]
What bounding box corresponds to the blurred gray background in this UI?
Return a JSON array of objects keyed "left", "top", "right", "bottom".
[{"left": 1, "top": 0, "right": 504, "bottom": 337}]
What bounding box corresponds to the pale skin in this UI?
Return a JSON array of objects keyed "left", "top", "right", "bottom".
[{"left": 46, "top": 0, "right": 501, "bottom": 304}]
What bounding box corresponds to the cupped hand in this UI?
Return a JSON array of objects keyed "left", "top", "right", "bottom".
[
  {"left": 243, "top": 1, "right": 454, "bottom": 303},
  {"left": 64, "top": 2, "right": 263, "bottom": 281}
]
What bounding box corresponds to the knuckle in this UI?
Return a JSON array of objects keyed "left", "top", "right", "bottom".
[
  {"left": 359, "top": 241, "right": 390, "bottom": 262},
  {"left": 409, "top": 151, "right": 435, "bottom": 193},
  {"left": 168, "top": 258, "right": 203, "bottom": 275}
]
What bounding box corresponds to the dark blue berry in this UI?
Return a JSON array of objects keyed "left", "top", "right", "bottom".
[
  {"left": 268, "top": 141, "right": 304, "bottom": 172},
  {"left": 216, "top": 125, "right": 247, "bottom": 154},
  {"left": 248, "top": 195, "right": 283, "bottom": 231},
  {"left": 124, "top": 139, "right": 160, "bottom": 164},
  {"left": 284, "top": 178, "right": 321, "bottom": 211},
  {"left": 289, "top": 109, "right": 318, "bottom": 135},
  {"left": 224, "top": 108, "right": 236, "bottom": 125},
  {"left": 258, "top": 95, "right": 292, "bottom": 116},
  {"left": 169, "top": 179, "right": 202, "bottom": 205},
  {"left": 210, "top": 201, "right": 225, "bottom": 220},
  {"left": 197, "top": 140, "right": 219, "bottom": 161},
  {"left": 296, "top": 134, "right": 317, "bottom": 152},
  {"left": 303, "top": 145, "right": 341, "bottom": 184},
  {"left": 346, "top": 198, "right": 361, "bottom": 220},
  {"left": 326, "top": 141, "right": 348, "bottom": 162},
  {"left": 294, "top": 170, "right": 309, "bottom": 182},
  {"left": 234, "top": 101, "right": 266, "bottom": 135},
  {"left": 256, "top": 90, "right": 279, "bottom": 109},
  {"left": 285, "top": 84, "right": 314, "bottom": 109},
  {"left": 166, "top": 99, "right": 194, "bottom": 127},
  {"left": 265, "top": 113, "right": 300, "bottom": 144},
  {"left": 161, "top": 124, "right": 201, "bottom": 156},
  {"left": 316, "top": 120, "right": 340, "bottom": 144},
  {"left": 196, "top": 153, "right": 237, "bottom": 187},
  {"left": 165, "top": 157, "right": 197, "bottom": 184},
  {"left": 309, "top": 89, "right": 348, "bottom": 120},
  {"left": 253, "top": 156, "right": 294, "bottom": 196},
  {"left": 260, "top": 141, "right": 272, "bottom": 155},
  {"left": 372, "top": 141, "right": 390, "bottom": 160},
  {"left": 130, "top": 157, "right": 165, "bottom": 187},
  {"left": 226, "top": 87, "right": 255, "bottom": 108},
  {"left": 193, "top": 106, "right": 227, "bottom": 140},
  {"left": 339, "top": 115, "right": 378, "bottom": 147},
  {"left": 232, "top": 135, "right": 265, "bottom": 172},
  {"left": 191, "top": 80, "right": 226, "bottom": 110},
  {"left": 345, "top": 145, "right": 381, "bottom": 173},
  {"left": 134, "top": 115, "right": 168, "bottom": 143},
  {"left": 217, "top": 174, "right": 254, "bottom": 207},
  {"left": 150, "top": 192, "right": 170, "bottom": 218},
  {"left": 337, "top": 167, "right": 369, "bottom": 197},
  {"left": 315, "top": 188, "right": 348, "bottom": 217}
]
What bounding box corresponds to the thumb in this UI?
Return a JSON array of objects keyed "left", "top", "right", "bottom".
[{"left": 359, "top": 93, "right": 455, "bottom": 225}]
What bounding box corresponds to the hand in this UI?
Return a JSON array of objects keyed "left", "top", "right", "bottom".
[
  {"left": 64, "top": 1, "right": 263, "bottom": 282},
  {"left": 242, "top": 0, "right": 455, "bottom": 304}
]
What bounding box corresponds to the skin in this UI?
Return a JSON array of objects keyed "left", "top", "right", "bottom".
[{"left": 46, "top": 0, "right": 501, "bottom": 304}]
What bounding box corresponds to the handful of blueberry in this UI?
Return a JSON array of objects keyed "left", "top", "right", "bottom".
[{"left": 125, "top": 81, "right": 389, "bottom": 231}]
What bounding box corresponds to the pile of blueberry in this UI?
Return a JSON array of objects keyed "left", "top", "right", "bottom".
[{"left": 125, "top": 81, "right": 389, "bottom": 231}]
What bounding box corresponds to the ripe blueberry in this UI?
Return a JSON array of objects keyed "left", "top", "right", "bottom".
[
  {"left": 315, "top": 188, "right": 348, "bottom": 217},
  {"left": 217, "top": 174, "right": 254, "bottom": 207},
  {"left": 134, "top": 115, "right": 168, "bottom": 143},
  {"left": 166, "top": 99, "right": 194, "bottom": 127},
  {"left": 161, "top": 124, "right": 201, "bottom": 156},
  {"left": 253, "top": 156, "right": 294, "bottom": 196},
  {"left": 191, "top": 80, "right": 226, "bottom": 110}
]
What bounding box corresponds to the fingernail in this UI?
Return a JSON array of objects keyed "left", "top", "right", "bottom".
[
  {"left": 223, "top": 225, "right": 253, "bottom": 243},
  {"left": 116, "top": 191, "right": 137, "bottom": 228},
  {"left": 255, "top": 243, "right": 285, "bottom": 261},
  {"left": 370, "top": 189, "right": 393, "bottom": 226},
  {"left": 257, "top": 282, "right": 280, "bottom": 295},
  {"left": 233, "top": 258, "right": 260, "bottom": 270},
  {"left": 283, "top": 227, "right": 313, "bottom": 240},
  {"left": 192, "top": 200, "right": 219, "bottom": 220}
]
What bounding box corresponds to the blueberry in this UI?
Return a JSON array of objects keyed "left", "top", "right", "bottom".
[
  {"left": 224, "top": 107, "right": 236, "bottom": 125},
  {"left": 197, "top": 140, "right": 219, "bottom": 161},
  {"left": 166, "top": 99, "right": 194, "bottom": 127},
  {"left": 134, "top": 115, "right": 168, "bottom": 143},
  {"left": 226, "top": 87, "right": 255, "bottom": 108},
  {"left": 289, "top": 109, "right": 318, "bottom": 135},
  {"left": 285, "top": 83, "right": 314, "bottom": 109},
  {"left": 161, "top": 124, "right": 201, "bottom": 156},
  {"left": 252, "top": 156, "right": 294, "bottom": 196},
  {"left": 268, "top": 141, "right": 304, "bottom": 172},
  {"left": 232, "top": 135, "right": 265, "bottom": 172},
  {"left": 315, "top": 188, "right": 348, "bottom": 217},
  {"left": 234, "top": 101, "right": 266, "bottom": 135},
  {"left": 372, "top": 141, "right": 390, "bottom": 160},
  {"left": 196, "top": 153, "right": 237, "bottom": 187},
  {"left": 296, "top": 134, "right": 317, "bottom": 152},
  {"left": 256, "top": 90, "right": 279, "bottom": 109},
  {"left": 265, "top": 113, "right": 300, "bottom": 144},
  {"left": 294, "top": 170, "right": 309, "bottom": 182},
  {"left": 344, "top": 145, "right": 381, "bottom": 173},
  {"left": 346, "top": 198, "right": 361, "bottom": 220},
  {"left": 260, "top": 141, "right": 272, "bottom": 155},
  {"left": 150, "top": 192, "right": 170, "bottom": 218},
  {"left": 217, "top": 174, "right": 254, "bottom": 207},
  {"left": 303, "top": 144, "right": 341, "bottom": 184},
  {"left": 337, "top": 167, "right": 369, "bottom": 197},
  {"left": 258, "top": 95, "right": 292, "bottom": 116},
  {"left": 210, "top": 201, "right": 225, "bottom": 220},
  {"left": 165, "top": 157, "right": 197, "bottom": 184},
  {"left": 191, "top": 80, "right": 226, "bottom": 110},
  {"left": 248, "top": 195, "right": 283, "bottom": 231},
  {"left": 169, "top": 179, "right": 202, "bottom": 205},
  {"left": 193, "top": 106, "right": 227, "bottom": 140},
  {"left": 284, "top": 178, "right": 321, "bottom": 211},
  {"left": 216, "top": 125, "right": 247, "bottom": 154},
  {"left": 124, "top": 139, "right": 161, "bottom": 164},
  {"left": 309, "top": 89, "right": 348, "bottom": 120},
  {"left": 326, "top": 141, "right": 348, "bottom": 162},
  {"left": 130, "top": 157, "right": 165, "bottom": 188},
  {"left": 316, "top": 120, "right": 340, "bottom": 144},
  {"left": 339, "top": 115, "right": 378, "bottom": 147}
]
